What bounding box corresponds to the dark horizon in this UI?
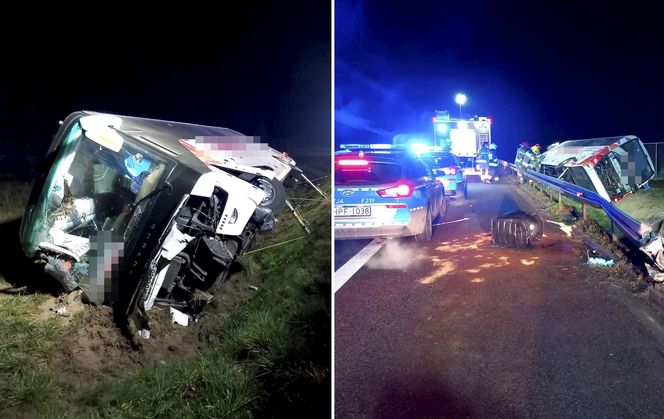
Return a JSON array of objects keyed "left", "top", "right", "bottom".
[
  {"left": 0, "top": 3, "right": 330, "bottom": 180},
  {"left": 336, "top": 0, "right": 664, "bottom": 157}
]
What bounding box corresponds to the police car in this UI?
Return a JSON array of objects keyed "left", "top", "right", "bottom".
[
  {"left": 419, "top": 149, "right": 467, "bottom": 203},
  {"left": 334, "top": 144, "right": 446, "bottom": 242}
]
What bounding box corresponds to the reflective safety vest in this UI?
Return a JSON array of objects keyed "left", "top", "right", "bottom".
[
  {"left": 521, "top": 149, "right": 540, "bottom": 171},
  {"left": 476, "top": 147, "right": 490, "bottom": 163},
  {"left": 514, "top": 146, "right": 527, "bottom": 167},
  {"left": 488, "top": 150, "right": 499, "bottom": 167}
]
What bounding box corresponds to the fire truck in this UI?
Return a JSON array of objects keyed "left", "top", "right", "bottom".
[{"left": 432, "top": 110, "right": 492, "bottom": 174}]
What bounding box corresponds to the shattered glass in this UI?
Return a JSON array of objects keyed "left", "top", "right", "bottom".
[{"left": 22, "top": 119, "right": 171, "bottom": 297}]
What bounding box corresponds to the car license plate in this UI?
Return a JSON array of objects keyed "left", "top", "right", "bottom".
[{"left": 334, "top": 206, "right": 372, "bottom": 217}]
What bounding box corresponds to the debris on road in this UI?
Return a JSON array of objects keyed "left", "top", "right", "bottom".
[
  {"left": 640, "top": 218, "right": 664, "bottom": 281},
  {"left": 53, "top": 306, "right": 70, "bottom": 317},
  {"left": 587, "top": 257, "right": 615, "bottom": 267},
  {"left": 491, "top": 211, "right": 544, "bottom": 248},
  {"left": 647, "top": 265, "right": 664, "bottom": 282}
]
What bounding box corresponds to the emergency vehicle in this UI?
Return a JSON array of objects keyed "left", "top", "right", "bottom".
[
  {"left": 432, "top": 110, "right": 492, "bottom": 174},
  {"left": 334, "top": 144, "right": 446, "bottom": 243}
]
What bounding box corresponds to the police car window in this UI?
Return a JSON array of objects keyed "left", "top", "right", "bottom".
[
  {"left": 406, "top": 159, "right": 431, "bottom": 178},
  {"left": 423, "top": 155, "right": 456, "bottom": 168}
]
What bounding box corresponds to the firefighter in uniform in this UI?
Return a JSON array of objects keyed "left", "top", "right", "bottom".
[
  {"left": 488, "top": 143, "right": 499, "bottom": 182},
  {"left": 528, "top": 144, "right": 541, "bottom": 172},
  {"left": 514, "top": 142, "right": 528, "bottom": 169},
  {"left": 514, "top": 142, "right": 528, "bottom": 183},
  {"left": 476, "top": 141, "right": 491, "bottom": 182},
  {"left": 520, "top": 143, "right": 541, "bottom": 175}
]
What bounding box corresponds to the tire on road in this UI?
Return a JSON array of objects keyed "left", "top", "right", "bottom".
[
  {"left": 455, "top": 182, "right": 467, "bottom": 204},
  {"left": 415, "top": 207, "right": 433, "bottom": 243},
  {"left": 434, "top": 195, "right": 447, "bottom": 223}
]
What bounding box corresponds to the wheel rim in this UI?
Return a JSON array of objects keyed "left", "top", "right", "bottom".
[{"left": 255, "top": 178, "right": 275, "bottom": 205}]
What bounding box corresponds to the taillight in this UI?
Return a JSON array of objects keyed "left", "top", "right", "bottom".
[
  {"left": 377, "top": 184, "right": 414, "bottom": 198},
  {"left": 442, "top": 167, "right": 458, "bottom": 175},
  {"left": 337, "top": 159, "right": 369, "bottom": 167}
]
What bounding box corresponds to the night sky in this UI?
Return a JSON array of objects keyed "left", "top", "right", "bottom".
[
  {"left": 336, "top": 0, "right": 664, "bottom": 156},
  {"left": 0, "top": 2, "right": 330, "bottom": 181}
]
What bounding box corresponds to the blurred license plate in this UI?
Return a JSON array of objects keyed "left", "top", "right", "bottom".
[{"left": 334, "top": 206, "right": 371, "bottom": 217}]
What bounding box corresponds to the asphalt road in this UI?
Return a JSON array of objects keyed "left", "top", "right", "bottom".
[{"left": 335, "top": 178, "right": 664, "bottom": 418}]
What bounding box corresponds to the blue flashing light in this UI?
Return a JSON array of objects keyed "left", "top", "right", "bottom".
[
  {"left": 340, "top": 143, "right": 394, "bottom": 150},
  {"left": 409, "top": 141, "right": 430, "bottom": 155}
]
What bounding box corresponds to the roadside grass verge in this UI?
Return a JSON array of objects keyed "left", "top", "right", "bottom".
[
  {"left": 0, "top": 179, "right": 330, "bottom": 418},
  {"left": 615, "top": 180, "right": 664, "bottom": 224},
  {"left": 520, "top": 181, "right": 611, "bottom": 232},
  {"left": 0, "top": 294, "right": 63, "bottom": 412}
]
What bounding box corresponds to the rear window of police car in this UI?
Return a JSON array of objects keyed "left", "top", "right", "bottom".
[{"left": 335, "top": 158, "right": 402, "bottom": 186}]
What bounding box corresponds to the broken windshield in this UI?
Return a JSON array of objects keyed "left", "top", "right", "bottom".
[
  {"left": 21, "top": 118, "right": 173, "bottom": 291},
  {"left": 595, "top": 140, "right": 654, "bottom": 200}
]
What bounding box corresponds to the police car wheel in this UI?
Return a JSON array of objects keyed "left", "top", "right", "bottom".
[
  {"left": 455, "top": 184, "right": 466, "bottom": 204},
  {"left": 415, "top": 208, "right": 433, "bottom": 243},
  {"left": 435, "top": 196, "right": 447, "bottom": 222}
]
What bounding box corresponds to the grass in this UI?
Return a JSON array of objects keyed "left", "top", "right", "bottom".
[
  {"left": 0, "top": 294, "right": 65, "bottom": 419},
  {"left": 0, "top": 178, "right": 331, "bottom": 418},
  {"left": 523, "top": 181, "right": 611, "bottom": 230},
  {"left": 615, "top": 180, "right": 664, "bottom": 224},
  {"left": 524, "top": 178, "right": 664, "bottom": 237},
  {"left": 0, "top": 181, "right": 32, "bottom": 224}
]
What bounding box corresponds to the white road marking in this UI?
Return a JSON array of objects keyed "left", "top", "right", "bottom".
[
  {"left": 334, "top": 238, "right": 390, "bottom": 293},
  {"left": 433, "top": 217, "right": 470, "bottom": 226}
]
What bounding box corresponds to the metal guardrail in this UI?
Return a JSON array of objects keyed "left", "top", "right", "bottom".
[{"left": 501, "top": 161, "right": 645, "bottom": 246}]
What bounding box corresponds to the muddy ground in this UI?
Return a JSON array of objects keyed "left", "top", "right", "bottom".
[{"left": 43, "top": 269, "right": 260, "bottom": 381}]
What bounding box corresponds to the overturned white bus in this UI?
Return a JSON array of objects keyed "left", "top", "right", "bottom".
[{"left": 538, "top": 135, "right": 655, "bottom": 202}]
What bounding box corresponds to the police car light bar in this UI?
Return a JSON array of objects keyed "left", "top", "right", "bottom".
[{"left": 340, "top": 143, "right": 395, "bottom": 150}]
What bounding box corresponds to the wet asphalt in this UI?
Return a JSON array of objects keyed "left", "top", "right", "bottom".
[{"left": 334, "top": 178, "right": 664, "bottom": 418}]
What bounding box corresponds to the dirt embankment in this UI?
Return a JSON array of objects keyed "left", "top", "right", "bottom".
[{"left": 43, "top": 263, "right": 261, "bottom": 386}]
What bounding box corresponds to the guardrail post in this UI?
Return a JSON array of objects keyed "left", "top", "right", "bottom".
[
  {"left": 610, "top": 221, "right": 618, "bottom": 243},
  {"left": 558, "top": 192, "right": 562, "bottom": 205},
  {"left": 582, "top": 202, "right": 587, "bottom": 220}
]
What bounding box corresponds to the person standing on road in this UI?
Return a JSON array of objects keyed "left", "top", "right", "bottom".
[
  {"left": 488, "top": 143, "right": 499, "bottom": 182},
  {"left": 476, "top": 141, "right": 491, "bottom": 182},
  {"left": 514, "top": 142, "right": 530, "bottom": 183}
]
